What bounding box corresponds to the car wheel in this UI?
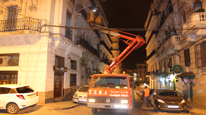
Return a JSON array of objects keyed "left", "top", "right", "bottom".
[
  {"left": 6, "top": 103, "right": 19, "bottom": 114},
  {"left": 154, "top": 106, "right": 158, "bottom": 111},
  {"left": 92, "top": 108, "right": 98, "bottom": 114},
  {"left": 73, "top": 101, "right": 77, "bottom": 103}
]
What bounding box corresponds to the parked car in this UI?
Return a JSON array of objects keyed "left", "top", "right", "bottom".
[
  {"left": 0, "top": 84, "right": 39, "bottom": 114},
  {"left": 73, "top": 85, "right": 89, "bottom": 104},
  {"left": 150, "top": 89, "right": 187, "bottom": 112}
]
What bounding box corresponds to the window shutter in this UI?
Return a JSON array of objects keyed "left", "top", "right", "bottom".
[
  {"left": 200, "top": 42, "right": 206, "bottom": 67},
  {"left": 184, "top": 49, "right": 191, "bottom": 66}
]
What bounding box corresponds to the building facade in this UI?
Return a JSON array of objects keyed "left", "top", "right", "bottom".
[
  {"left": 145, "top": 0, "right": 206, "bottom": 106},
  {"left": 0, "top": 0, "right": 113, "bottom": 104}
]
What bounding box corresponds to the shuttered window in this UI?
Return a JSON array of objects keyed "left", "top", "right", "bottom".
[
  {"left": 184, "top": 49, "right": 191, "bottom": 66},
  {"left": 55, "top": 56, "right": 65, "bottom": 67},
  {"left": 7, "top": 6, "right": 18, "bottom": 30},
  {"left": 200, "top": 42, "right": 206, "bottom": 67}
]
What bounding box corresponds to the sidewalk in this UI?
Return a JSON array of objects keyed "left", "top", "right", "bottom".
[
  {"left": 15, "top": 101, "right": 82, "bottom": 115},
  {"left": 187, "top": 101, "right": 206, "bottom": 115}
]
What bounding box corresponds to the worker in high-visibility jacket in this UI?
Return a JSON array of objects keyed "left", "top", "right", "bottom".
[{"left": 143, "top": 86, "right": 150, "bottom": 107}]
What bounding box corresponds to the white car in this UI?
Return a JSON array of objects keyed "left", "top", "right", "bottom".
[
  {"left": 0, "top": 84, "right": 39, "bottom": 114},
  {"left": 73, "top": 85, "right": 89, "bottom": 104}
]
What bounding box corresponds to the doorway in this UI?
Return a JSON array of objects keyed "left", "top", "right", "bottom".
[{"left": 54, "top": 74, "right": 63, "bottom": 97}]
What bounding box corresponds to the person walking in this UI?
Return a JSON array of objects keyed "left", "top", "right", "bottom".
[{"left": 143, "top": 86, "right": 150, "bottom": 107}]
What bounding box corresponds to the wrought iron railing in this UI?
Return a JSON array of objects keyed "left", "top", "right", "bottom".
[
  {"left": 75, "top": 35, "right": 98, "bottom": 57},
  {"left": 0, "top": 18, "right": 43, "bottom": 32}
]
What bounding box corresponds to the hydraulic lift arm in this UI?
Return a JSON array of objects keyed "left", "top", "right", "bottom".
[{"left": 92, "top": 25, "right": 146, "bottom": 74}]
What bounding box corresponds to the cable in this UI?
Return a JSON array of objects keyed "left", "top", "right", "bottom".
[{"left": 0, "top": 6, "right": 46, "bottom": 21}]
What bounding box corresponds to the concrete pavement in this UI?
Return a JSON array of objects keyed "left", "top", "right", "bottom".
[
  {"left": 187, "top": 101, "right": 206, "bottom": 115},
  {"left": 0, "top": 95, "right": 206, "bottom": 115}
]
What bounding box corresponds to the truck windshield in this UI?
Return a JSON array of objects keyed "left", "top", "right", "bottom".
[{"left": 91, "top": 76, "right": 128, "bottom": 89}]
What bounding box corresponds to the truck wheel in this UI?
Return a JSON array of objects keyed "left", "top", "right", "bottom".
[
  {"left": 92, "top": 108, "right": 97, "bottom": 114},
  {"left": 126, "top": 110, "right": 131, "bottom": 115},
  {"left": 6, "top": 103, "right": 19, "bottom": 114}
]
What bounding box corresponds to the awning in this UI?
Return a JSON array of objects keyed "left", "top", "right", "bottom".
[
  {"left": 176, "top": 72, "right": 195, "bottom": 79},
  {"left": 176, "top": 72, "right": 195, "bottom": 86}
]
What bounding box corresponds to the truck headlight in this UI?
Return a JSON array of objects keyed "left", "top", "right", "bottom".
[
  {"left": 180, "top": 99, "right": 185, "bottom": 104},
  {"left": 89, "top": 99, "right": 95, "bottom": 102},
  {"left": 157, "top": 99, "right": 165, "bottom": 103},
  {"left": 121, "top": 100, "right": 128, "bottom": 104},
  {"left": 73, "top": 94, "right": 78, "bottom": 97}
]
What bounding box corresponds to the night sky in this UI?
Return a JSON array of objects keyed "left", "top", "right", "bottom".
[{"left": 99, "top": 0, "right": 153, "bottom": 69}]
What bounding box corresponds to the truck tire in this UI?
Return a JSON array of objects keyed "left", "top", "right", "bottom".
[
  {"left": 126, "top": 110, "right": 131, "bottom": 115},
  {"left": 6, "top": 103, "right": 19, "bottom": 114},
  {"left": 92, "top": 108, "right": 97, "bottom": 114}
]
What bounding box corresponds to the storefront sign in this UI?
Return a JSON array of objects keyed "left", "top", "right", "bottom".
[{"left": 173, "top": 65, "right": 183, "bottom": 73}]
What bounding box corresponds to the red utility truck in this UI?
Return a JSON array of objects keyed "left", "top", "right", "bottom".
[{"left": 87, "top": 11, "right": 146, "bottom": 114}]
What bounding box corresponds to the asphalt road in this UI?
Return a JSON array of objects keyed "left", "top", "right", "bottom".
[{"left": 0, "top": 93, "right": 195, "bottom": 115}]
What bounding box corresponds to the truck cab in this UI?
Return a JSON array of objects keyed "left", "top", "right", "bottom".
[{"left": 87, "top": 74, "right": 133, "bottom": 114}]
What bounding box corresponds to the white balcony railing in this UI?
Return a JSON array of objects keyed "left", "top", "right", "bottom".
[
  {"left": 163, "top": 35, "right": 181, "bottom": 51},
  {"left": 182, "top": 12, "right": 206, "bottom": 34}
]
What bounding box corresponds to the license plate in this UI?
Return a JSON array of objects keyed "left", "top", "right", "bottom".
[
  {"left": 168, "top": 105, "right": 179, "bottom": 108},
  {"left": 79, "top": 99, "right": 87, "bottom": 102},
  {"left": 29, "top": 95, "right": 35, "bottom": 98}
]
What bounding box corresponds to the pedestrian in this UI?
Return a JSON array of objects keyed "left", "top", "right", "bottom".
[{"left": 143, "top": 86, "right": 150, "bottom": 107}]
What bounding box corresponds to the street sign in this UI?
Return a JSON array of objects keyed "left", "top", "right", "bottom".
[{"left": 173, "top": 65, "right": 183, "bottom": 73}]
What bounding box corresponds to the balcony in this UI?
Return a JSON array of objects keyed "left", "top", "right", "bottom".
[
  {"left": 182, "top": 12, "right": 206, "bottom": 40},
  {"left": 100, "top": 58, "right": 110, "bottom": 65},
  {"left": 0, "top": 18, "right": 43, "bottom": 32},
  {"left": 163, "top": 35, "right": 181, "bottom": 52},
  {"left": 0, "top": 18, "right": 45, "bottom": 45},
  {"left": 100, "top": 40, "right": 113, "bottom": 57},
  {"left": 75, "top": 35, "right": 98, "bottom": 57}
]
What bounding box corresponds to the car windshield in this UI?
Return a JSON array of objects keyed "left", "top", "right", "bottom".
[
  {"left": 158, "top": 91, "right": 180, "bottom": 97},
  {"left": 91, "top": 76, "right": 128, "bottom": 89},
  {"left": 78, "top": 86, "right": 89, "bottom": 92},
  {"left": 16, "top": 86, "right": 34, "bottom": 93}
]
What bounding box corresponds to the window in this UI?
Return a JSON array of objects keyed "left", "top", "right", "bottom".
[
  {"left": 55, "top": 56, "right": 64, "bottom": 67},
  {"left": 71, "top": 60, "right": 77, "bottom": 70},
  {"left": 0, "top": 88, "right": 11, "bottom": 94},
  {"left": 70, "top": 74, "right": 76, "bottom": 86},
  {"left": 91, "top": 76, "right": 128, "bottom": 89},
  {"left": 182, "top": 13, "right": 186, "bottom": 23},
  {"left": 0, "top": 72, "right": 18, "bottom": 84},
  {"left": 16, "top": 86, "right": 34, "bottom": 93},
  {"left": 158, "top": 91, "right": 179, "bottom": 97},
  {"left": 184, "top": 49, "right": 191, "bottom": 66},
  {"left": 78, "top": 86, "right": 89, "bottom": 92},
  {"left": 200, "top": 42, "right": 206, "bottom": 67},
  {"left": 168, "top": 58, "right": 172, "bottom": 68},
  {"left": 0, "top": 54, "right": 19, "bottom": 66},
  {"left": 193, "top": 0, "right": 202, "bottom": 12},
  {"left": 65, "top": 10, "right": 72, "bottom": 40},
  {"left": 7, "top": 6, "right": 18, "bottom": 30}
]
